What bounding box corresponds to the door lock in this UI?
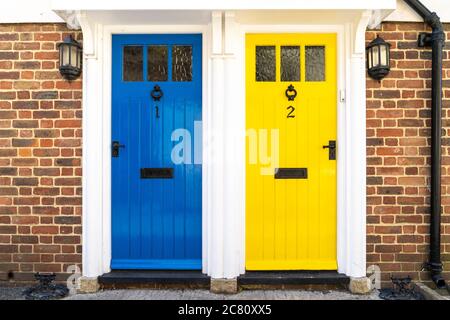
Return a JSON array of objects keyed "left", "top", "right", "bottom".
[
  {"left": 112, "top": 141, "right": 125, "bottom": 157},
  {"left": 323, "top": 140, "right": 336, "bottom": 160}
]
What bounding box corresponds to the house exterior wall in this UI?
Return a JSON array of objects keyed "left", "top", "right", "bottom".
[
  {"left": 0, "top": 19, "right": 449, "bottom": 287},
  {"left": 366, "top": 22, "right": 450, "bottom": 286},
  {"left": 0, "top": 24, "right": 82, "bottom": 282}
]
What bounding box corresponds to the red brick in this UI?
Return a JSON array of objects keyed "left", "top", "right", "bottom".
[
  {"left": 31, "top": 226, "right": 58, "bottom": 235},
  {"left": 0, "top": 226, "right": 17, "bottom": 234},
  {"left": 377, "top": 129, "right": 403, "bottom": 137},
  {"left": 13, "top": 254, "right": 40, "bottom": 263},
  {"left": 54, "top": 236, "right": 80, "bottom": 244},
  {"left": 0, "top": 52, "right": 19, "bottom": 60},
  {"left": 374, "top": 226, "right": 402, "bottom": 234},
  {"left": 377, "top": 147, "right": 403, "bottom": 156},
  {"left": 34, "top": 33, "right": 61, "bottom": 41},
  {"left": 397, "top": 80, "right": 424, "bottom": 88},
  {"left": 0, "top": 71, "right": 20, "bottom": 79},
  {"left": 34, "top": 245, "right": 60, "bottom": 254},
  {"left": 55, "top": 120, "right": 81, "bottom": 128},
  {"left": 34, "top": 51, "right": 59, "bottom": 60},
  {"left": 14, "top": 42, "right": 40, "bottom": 50},
  {"left": 13, "top": 81, "right": 40, "bottom": 90},
  {"left": 0, "top": 61, "right": 12, "bottom": 69},
  {"left": 373, "top": 90, "right": 401, "bottom": 99}
]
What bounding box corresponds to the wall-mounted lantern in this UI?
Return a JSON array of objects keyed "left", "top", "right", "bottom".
[
  {"left": 58, "top": 35, "right": 82, "bottom": 81},
  {"left": 366, "top": 35, "right": 391, "bottom": 81}
]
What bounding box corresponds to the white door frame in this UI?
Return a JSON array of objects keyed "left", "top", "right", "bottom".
[
  {"left": 237, "top": 23, "right": 346, "bottom": 273},
  {"left": 78, "top": 10, "right": 370, "bottom": 280},
  {"left": 215, "top": 14, "right": 369, "bottom": 278},
  {"left": 80, "top": 20, "right": 211, "bottom": 277},
  {"left": 104, "top": 25, "right": 210, "bottom": 272}
]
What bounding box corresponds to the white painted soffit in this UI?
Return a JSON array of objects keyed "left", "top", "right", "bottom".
[
  {"left": 385, "top": 0, "right": 450, "bottom": 22},
  {"left": 1, "top": 0, "right": 63, "bottom": 23},
  {"left": 4, "top": 1, "right": 450, "bottom": 24},
  {"left": 52, "top": 10, "right": 394, "bottom": 28},
  {"left": 50, "top": 0, "right": 397, "bottom": 11}
]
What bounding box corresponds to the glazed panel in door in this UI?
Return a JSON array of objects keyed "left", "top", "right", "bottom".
[
  {"left": 246, "top": 34, "right": 337, "bottom": 270},
  {"left": 111, "top": 34, "right": 202, "bottom": 269}
]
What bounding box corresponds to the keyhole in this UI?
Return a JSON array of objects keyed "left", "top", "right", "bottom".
[{"left": 155, "top": 106, "right": 160, "bottom": 118}]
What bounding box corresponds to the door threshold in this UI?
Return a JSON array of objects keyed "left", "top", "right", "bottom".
[
  {"left": 238, "top": 271, "right": 350, "bottom": 288},
  {"left": 99, "top": 270, "right": 210, "bottom": 289}
]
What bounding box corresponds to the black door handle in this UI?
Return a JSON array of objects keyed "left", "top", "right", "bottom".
[
  {"left": 323, "top": 140, "right": 336, "bottom": 160},
  {"left": 112, "top": 141, "right": 125, "bottom": 157}
]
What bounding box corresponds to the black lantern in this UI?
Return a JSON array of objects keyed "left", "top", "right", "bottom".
[
  {"left": 366, "top": 35, "right": 391, "bottom": 80},
  {"left": 58, "top": 35, "right": 82, "bottom": 80}
]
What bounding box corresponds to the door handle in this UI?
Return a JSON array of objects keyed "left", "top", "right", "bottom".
[
  {"left": 322, "top": 140, "right": 336, "bottom": 160},
  {"left": 112, "top": 141, "right": 125, "bottom": 157}
]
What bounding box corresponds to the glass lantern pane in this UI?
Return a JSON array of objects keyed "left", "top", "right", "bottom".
[
  {"left": 386, "top": 45, "right": 390, "bottom": 66},
  {"left": 305, "top": 46, "right": 325, "bottom": 82},
  {"left": 172, "top": 45, "right": 192, "bottom": 82},
  {"left": 70, "top": 45, "right": 77, "bottom": 67},
  {"left": 123, "top": 46, "right": 143, "bottom": 82},
  {"left": 256, "top": 46, "right": 276, "bottom": 82},
  {"left": 61, "top": 45, "right": 70, "bottom": 67},
  {"left": 380, "top": 44, "right": 388, "bottom": 66},
  {"left": 281, "top": 46, "right": 300, "bottom": 82},
  {"left": 148, "top": 45, "right": 168, "bottom": 81},
  {"left": 372, "top": 46, "right": 379, "bottom": 66},
  {"left": 77, "top": 48, "right": 82, "bottom": 69}
]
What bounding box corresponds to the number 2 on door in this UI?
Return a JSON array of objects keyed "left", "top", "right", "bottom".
[{"left": 287, "top": 106, "right": 295, "bottom": 118}]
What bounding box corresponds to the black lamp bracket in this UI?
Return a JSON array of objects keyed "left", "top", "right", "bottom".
[
  {"left": 418, "top": 32, "right": 432, "bottom": 47},
  {"left": 418, "top": 30, "right": 445, "bottom": 47}
]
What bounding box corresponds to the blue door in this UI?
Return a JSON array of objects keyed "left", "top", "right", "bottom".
[{"left": 111, "top": 34, "right": 202, "bottom": 269}]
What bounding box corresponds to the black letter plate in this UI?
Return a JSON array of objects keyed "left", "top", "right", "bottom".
[
  {"left": 140, "top": 168, "right": 174, "bottom": 179},
  {"left": 274, "top": 168, "right": 307, "bottom": 179}
]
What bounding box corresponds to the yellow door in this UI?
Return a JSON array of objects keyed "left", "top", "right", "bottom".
[{"left": 246, "top": 33, "right": 337, "bottom": 270}]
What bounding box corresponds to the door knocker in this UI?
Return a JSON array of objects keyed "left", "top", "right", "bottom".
[
  {"left": 151, "top": 85, "right": 163, "bottom": 119},
  {"left": 285, "top": 84, "right": 297, "bottom": 101},
  {"left": 151, "top": 85, "right": 163, "bottom": 101}
]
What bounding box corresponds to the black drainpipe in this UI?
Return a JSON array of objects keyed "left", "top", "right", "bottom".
[{"left": 403, "top": 0, "right": 446, "bottom": 288}]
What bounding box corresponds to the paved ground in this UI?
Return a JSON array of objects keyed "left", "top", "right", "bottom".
[
  {"left": 66, "top": 289, "right": 381, "bottom": 300},
  {"left": 0, "top": 286, "right": 27, "bottom": 300},
  {"left": 0, "top": 286, "right": 381, "bottom": 300}
]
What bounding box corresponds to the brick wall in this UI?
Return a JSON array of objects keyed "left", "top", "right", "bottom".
[
  {"left": 0, "top": 24, "right": 82, "bottom": 282},
  {"left": 366, "top": 22, "right": 450, "bottom": 286}
]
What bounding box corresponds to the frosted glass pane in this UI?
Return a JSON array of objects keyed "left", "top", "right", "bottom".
[
  {"left": 281, "top": 46, "right": 300, "bottom": 82},
  {"left": 305, "top": 46, "right": 325, "bottom": 82},
  {"left": 148, "top": 46, "right": 168, "bottom": 81},
  {"left": 256, "top": 46, "right": 276, "bottom": 82},
  {"left": 172, "top": 45, "right": 192, "bottom": 82},
  {"left": 123, "top": 46, "right": 143, "bottom": 82}
]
